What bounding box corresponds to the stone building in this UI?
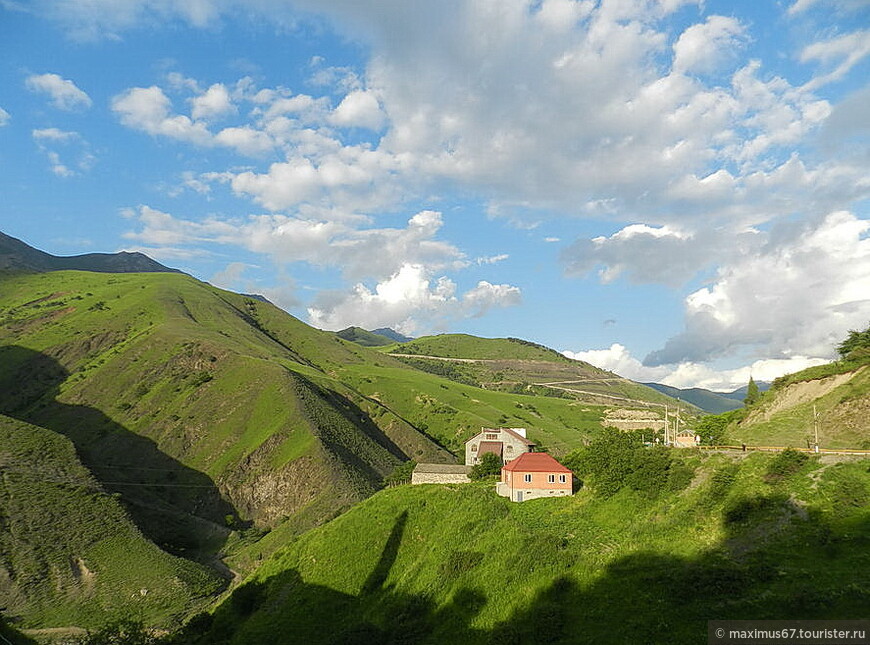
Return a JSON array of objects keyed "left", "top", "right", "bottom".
[{"left": 411, "top": 463, "right": 472, "bottom": 485}]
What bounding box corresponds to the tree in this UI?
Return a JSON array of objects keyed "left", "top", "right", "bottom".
[
  {"left": 837, "top": 324, "right": 870, "bottom": 359},
  {"left": 469, "top": 452, "right": 502, "bottom": 480},
  {"left": 744, "top": 376, "right": 760, "bottom": 406}
]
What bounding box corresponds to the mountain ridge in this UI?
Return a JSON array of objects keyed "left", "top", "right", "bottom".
[{"left": 0, "top": 231, "right": 179, "bottom": 274}]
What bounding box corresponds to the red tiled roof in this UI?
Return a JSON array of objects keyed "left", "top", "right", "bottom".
[
  {"left": 502, "top": 452, "right": 571, "bottom": 473},
  {"left": 478, "top": 441, "right": 503, "bottom": 457}
]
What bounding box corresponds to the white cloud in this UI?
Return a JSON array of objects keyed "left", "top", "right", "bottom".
[
  {"left": 25, "top": 73, "right": 92, "bottom": 111},
  {"left": 330, "top": 89, "right": 385, "bottom": 130},
  {"left": 191, "top": 83, "right": 236, "bottom": 121},
  {"left": 112, "top": 86, "right": 211, "bottom": 145},
  {"left": 307, "top": 263, "right": 521, "bottom": 334},
  {"left": 31, "top": 127, "right": 95, "bottom": 176},
  {"left": 800, "top": 29, "right": 870, "bottom": 90},
  {"left": 645, "top": 211, "right": 870, "bottom": 366},
  {"left": 0, "top": 107, "right": 9, "bottom": 126},
  {"left": 563, "top": 343, "right": 830, "bottom": 391},
  {"left": 672, "top": 15, "right": 746, "bottom": 75}
]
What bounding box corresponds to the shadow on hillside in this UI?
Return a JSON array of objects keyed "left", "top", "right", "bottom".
[
  {"left": 170, "top": 491, "right": 870, "bottom": 645},
  {"left": 0, "top": 345, "right": 239, "bottom": 562}
]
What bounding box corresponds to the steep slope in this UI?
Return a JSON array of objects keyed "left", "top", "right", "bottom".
[
  {"left": 183, "top": 452, "right": 870, "bottom": 644},
  {"left": 0, "top": 231, "right": 179, "bottom": 274},
  {"left": 0, "top": 415, "right": 222, "bottom": 629},
  {"left": 725, "top": 362, "right": 870, "bottom": 449},
  {"left": 0, "top": 270, "right": 456, "bottom": 627}
]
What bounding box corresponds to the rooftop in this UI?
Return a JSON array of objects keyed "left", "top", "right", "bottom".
[
  {"left": 413, "top": 463, "right": 472, "bottom": 474},
  {"left": 502, "top": 452, "right": 572, "bottom": 473}
]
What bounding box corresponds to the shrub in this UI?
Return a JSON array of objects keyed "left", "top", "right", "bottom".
[
  {"left": 469, "top": 452, "right": 502, "bottom": 480},
  {"left": 384, "top": 460, "right": 417, "bottom": 486},
  {"left": 764, "top": 448, "right": 809, "bottom": 483}
]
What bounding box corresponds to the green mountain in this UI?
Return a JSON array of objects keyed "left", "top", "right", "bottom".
[
  {"left": 0, "top": 269, "right": 456, "bottom": 628},
  {"left": 642, "top": 382, "right": 744, "bottom": 415},
  {"left": 381, "top": 333, "right": 695, "bottom": 417},
  {"left": 335, "top": 326, "right": 396, "bottom": 347},
  {"left": 1, "top": 266, "right": 673, "bottom": 630},
  {"left": 181, "top": 450, "right": 870, "bottom": 644},
  {"left": 0, "top": 231, "right": 178, "bottom": 274}
]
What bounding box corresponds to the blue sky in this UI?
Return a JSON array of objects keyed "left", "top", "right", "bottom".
[{"left": 2, "top": 0, "right": 869, "bottom": 391}]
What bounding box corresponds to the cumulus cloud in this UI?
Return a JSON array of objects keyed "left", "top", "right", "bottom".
[
  {"left": 307, "top": 263, "right": 521, "bottom": 334},
  {"left": 644, "top": 211, "right": 870, "bottom": 366},
  {"left": 563, "top": 343, "right": 830, "bottom": 392},
  {"left": 190, "top": 83, "right": 236, "bottom": 121},
  {"left": 25, "top": 73, "right": 92, "bottom": 111},
  {"left": 330, "top": 89, "right": 385, "bottom": 130},
  {"left": 112, "top": 86, "right": 212, "bottom": 144},
  {"left": 672, "top": 15, "right": 746, "bottom": 75},
  {"left": 0, "top": 107, "right": 10, "bottom": 126}
]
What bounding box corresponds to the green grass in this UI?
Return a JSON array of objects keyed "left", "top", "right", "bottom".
[
  {"left": 0, "top": 415, "right": 223, "bottom": 629},
  {"left": 179, "top": 450, "right": 870, "bottom": 645},
  {"left": 725, "top": 363, "right": 870, "bottom": 449}
]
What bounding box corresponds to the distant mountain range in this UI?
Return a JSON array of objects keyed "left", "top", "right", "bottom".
[
  {"left": 0, "top": 231, "right": 179, "bottom": 274},
  {"left": 335, "top": 326, "right": 412, "bottom": 346},
  {"left": 642, "top": 381, "right": 771, "bottom": 415}
]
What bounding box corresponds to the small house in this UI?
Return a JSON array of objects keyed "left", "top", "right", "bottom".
[
  {"left": 674, "top": 430, "right": 700, "bottom": 448},
  {"left": 496, "top": 452, "right": 573, "bottom": 502},
  {"left": 411, "top": 463, "right": 472, "bottom": 485},
  {"left": 465, "top": 427, "right": 534, "bottom": 465}
]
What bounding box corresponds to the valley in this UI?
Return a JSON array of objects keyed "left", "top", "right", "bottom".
[{"left": 0, "top": 259, "right": 867, "bottom": 644}]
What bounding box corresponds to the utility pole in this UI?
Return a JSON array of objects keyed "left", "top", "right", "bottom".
[{"left": 813, "top": 405, "right": 820, "bottom": 453}]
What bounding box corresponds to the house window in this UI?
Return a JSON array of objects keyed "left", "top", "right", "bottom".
[
  {"left": 471, "top": 444, "right": 477, "bottom": 451},
  {"left": 523, "top": 474, "right": 532, "bottom": 483},
  {"left": 547, "top": 474, "right": 555, "bottom": 483},
  {"left": 485, "top": 433, "right": 498, "bottom": 440},
  {"left": 559, "top": 474, "right": 567, "bottom": 483},
  {"left": 506, "top": 445, "right": 513, "bottom": 453}
]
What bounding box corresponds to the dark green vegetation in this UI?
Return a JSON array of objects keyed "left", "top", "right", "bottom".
[
  {"left": 174, "top": 451, "right": 870, "bottom": 645},
  {"left": 469, "top": 452, "right": 502, "bottom": 480},
  {"left": 335, "top": 326, "right": 396, "bottom": 347},
  {"left": 0, "top": 270, "right": 456, "bottom": 629},
  {"left": 0, "top": 231, "right": 178, "bottom": 275}
]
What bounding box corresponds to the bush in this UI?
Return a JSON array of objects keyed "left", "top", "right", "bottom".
[
  {"left": 469, "top": 452, "right": 502, "bottom": 480},
  {"left": 384, "top": 460, "right": 416, "bottom": 486},
  {"left": 764, "top": 448, "right": 809, "bottom": 483}
]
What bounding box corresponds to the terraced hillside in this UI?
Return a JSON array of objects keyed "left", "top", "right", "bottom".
[{"left": 380, "top": 333, "right": 696, "bottom": 424}]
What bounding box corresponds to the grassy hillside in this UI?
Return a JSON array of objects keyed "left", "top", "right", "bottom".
[
  {"left": 0, "top": 415, "right": 222, "bottom": 629},
  {"left": 181, "top": 450, "right": 870, "bottom": 644},
  {"left": 383, "top": 334, "right": 692, "bottom": 416},
  {"left": 724, "top": 361, "right": 870, "bottom": 449},
  {"left": 335, "top": 326, "right": 395, "bottom": 347}
]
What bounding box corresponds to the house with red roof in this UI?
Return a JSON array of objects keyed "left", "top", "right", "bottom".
[
  {"left": 465, "top": 427, "right": 534, "bottom": 466},
  {"left": 496, "top": 452, "right": 573, "bottom": 502}
]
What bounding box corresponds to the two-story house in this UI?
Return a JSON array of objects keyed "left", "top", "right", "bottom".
[
  {"left": 496, "top": 452, "right": 573, "bottom": 502},
  {"left": 465, "top": 427, "right": 534, "bottom": 465}
]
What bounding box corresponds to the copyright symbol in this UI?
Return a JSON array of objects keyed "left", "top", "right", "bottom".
[{"left": 716, "top": 628, "right": 725, "bottom": 638}]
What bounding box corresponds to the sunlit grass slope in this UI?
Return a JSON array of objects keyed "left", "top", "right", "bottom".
[{"left": 190, "top": 451, "right": 869, "bottom": 645}]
